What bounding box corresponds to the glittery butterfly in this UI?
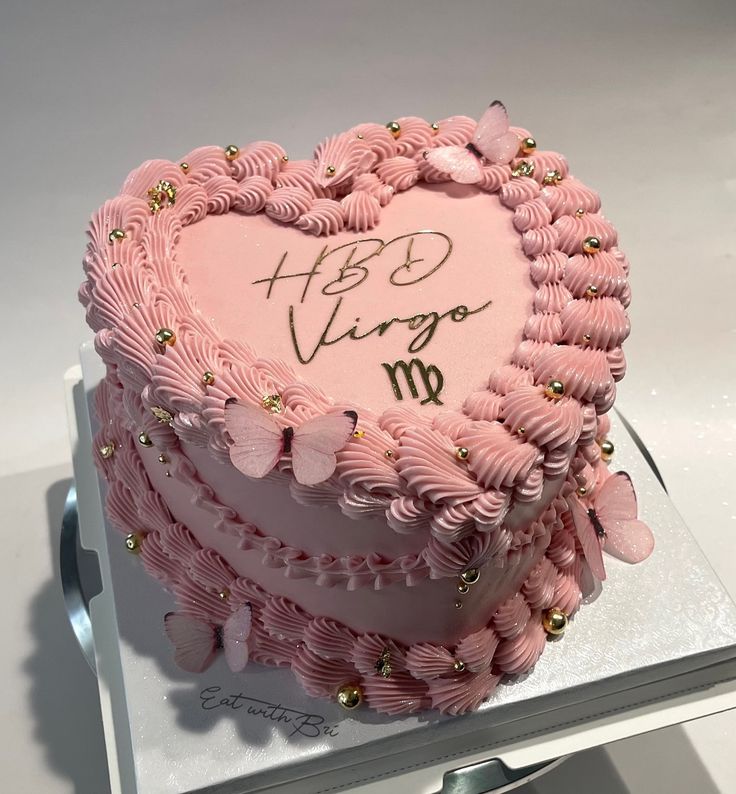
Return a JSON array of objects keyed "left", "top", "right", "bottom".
[
  {"left": 570, "top": 472, "right": 655, "bottom": 581},
  {"left": 224, "top": 399, "right": 358, "bottom": 486},
  {"left": 424, "top": 100, "right": 520, "bottom": 184},
  {"left": 164, "top": 603, "right": 252, "bottom": 674}
]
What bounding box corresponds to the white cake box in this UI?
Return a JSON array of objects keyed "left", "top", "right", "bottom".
[{"left": 65, "top": 344, "right": 736, "bottom": 794}]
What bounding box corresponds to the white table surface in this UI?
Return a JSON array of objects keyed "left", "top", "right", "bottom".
[{"left": 1, "top": 1, "right": 734, "bottom": 792}]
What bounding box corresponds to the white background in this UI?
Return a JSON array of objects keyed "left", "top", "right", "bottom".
[{"left": 1, "top": 1, "right": 734, "bottom": 792}]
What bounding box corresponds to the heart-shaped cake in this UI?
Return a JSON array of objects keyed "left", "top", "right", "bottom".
[{"left": 80, "top": 101, "right": 653, "bottom": 715}]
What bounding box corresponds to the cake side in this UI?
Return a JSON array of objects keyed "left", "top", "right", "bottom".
[{"left": 81, "top": 105, "right": 647, "bottom": 715}]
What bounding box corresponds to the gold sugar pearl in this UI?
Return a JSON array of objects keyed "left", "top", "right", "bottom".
[
  {"left": 600, "top": 438, "right": 615, "bottom": 461},
  {"left": 577, "top": 486, "right": 588, "bottom": 496},
  {"left": 261, "top": 394, "right": 283, "bottom": 413},
  {"left": 111, "top": 262, "right": 119, "bottom": 270},
  {"left": 542, "top": 169, "right": 562, "bottom": 185},
  {"left": 164, "top": 471, "right": 172, "bottom": 478},
  {"left": 155, "top": 328, "right": 176, "bottom": 346},
  {"left": 543, "top": 606, "right": 569, "bottom": 636},
  {"left": 386, "top": 120, "right": 401, "bottom": 139},
  {"left": 202, "top": 371, "right": 215, "bottom": 386},
  {"left": 99, "top": 442, "right": 115, "bottom": 460},
  {"left": 325, "top": 165, "right": 336, "bottom": 177},
  {"left": 281, "top": 154, "right": 289, "bottom": 163},
  {"left": 455, "top": 446, "right": 470, "bottom": 461},
  {"left": 217, "top": 588, "right": 230, "bottom": 601},
  {"left": 125, "top": 533, "right": 143, "bottom": 554},
  {"left": 151, "top": 406, "right": 173, "bottom": 424},
  {"left": 457, "top": 581, "right": 470, "bottom": 595},
  {"left": 585, "top": 284, "right": 599, "bottom": 298},
  {"left": 353, "top": 429, "right": 366, "bottom": 438},
  {"left": 384, "top": 449, "right": 395, "bottom": 459},
  {"left": 356, "top": 133, "right": 364, "bottom": 140},
  {"left": 511, "top": 160, "right": 535, "bottom": 178},
  {"left": 158, "top": 453, "right": 168, "bottom": 464},
  {"left": 582, "top": 333, "right": 592, "bottom": 344},
  {"left": 132, "top": 302, "right": 140, "bottom": 309},
  {"left": 460, "top": 568, "right": 480, "bottom": 585},
  {"left": 137, "top": 431, "right": 153, "bottom": 447},
  {"left": 431, "top": 121, "right": 440, "bottom": 132},
  {"left": 336, "top": 683, "right": 363, "bottom": 710},
  {"left": 453, "top": 659, "right": 466, "bottom": 672},
  {"left": 517, "top": 426, "right": 526, "bottom": 435},
  {"left": 179, "top": 162, "right": 190, "bottom": 173},
  {"left": 454, "top": 599, "right": 463, "bottom": 609},
  {"left": 544, "top": 379, "right": 565, "bottom": 400},
  {"left": 224, "top": 144, "right": 240, "bottom": 160},
  {"left": 583, "top": 235, "right": 602, "bottom": 254},
  {"left": 519, "top": 136, "right": 537, "bottom": 155},
  {"left": 108, "top": 228, "right": 126, "bottom": 243},
  {"left": 575, "top": 207, "right": 585, "bottom": 217}
]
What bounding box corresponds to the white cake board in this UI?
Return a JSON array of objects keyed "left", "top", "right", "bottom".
[{"left": 65, "top": 343, "right": 736, "bottom": 794}]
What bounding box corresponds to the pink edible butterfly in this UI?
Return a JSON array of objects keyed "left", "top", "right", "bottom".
[
  {"left": 424, "top": 100, "right": 520, "bottom": 184},
  {"left": 164, "top": 604, "right": 252, "bottom": 674},
  {"left": 570, "top": 472, "right": 654, "bottom": 581},
  {"left": 224, "top": 399, "right": 358, "bottom": 486}
]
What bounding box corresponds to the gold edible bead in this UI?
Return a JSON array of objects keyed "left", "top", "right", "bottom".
[
  {"left": 582, "top": 333, "right": 592, "bottom": 343},
  {"left": 137, "top": 431, "right": 152, "bottom": 447},
  {"left": 457, "top": 581, "right": 470, "bottom": 595},
  {"left": 544, "top": 379, "right": 565, "bottom": 400},
  {"left": 600, "top": 438, "right": 615, "bottom": 461},
  {"left": 517, "top": 426, "right": 526, "bottom": 435},
  {"left": 520, "top": 136, "right": 537, "bottom": 155},
  {"left": 261, "top": 394, "right": 283, "bottom": 414},
  {"left": 111, "top": 262, "right": 120, "bottom": 269},
  {"left": 585, "top": 284, "right": 599, "bottom": 298},
  {"left": 543, "top": 606, "right": 569, "bottom": 636},
  {"left": 453, "top": 659, "right": 466, "bottom": 672},
  {"left": 386, "top": 120, "right": 401, "bottom": 138},
  {"left": 431, "top": 122, "right": 440, "bottom": 132},
  {"left": 158, "top": 453, "right": 168, "bottom": 464},
  {"left": 281, "top": 154, "right": 289, "bottom": 162},
  {"left": 577, "top": 486, "right": 588, "bottom": 496},
  {"left": 353, "top": 429, "right": 366, "bottom": 438},
  {"left": 224, "top": 144, "right": 239, "bottom": 160},
  {"left": 575, "top": 207, "right": 585, "bottom": 217},
  {"left": 217, "top": 588, "right": 230, "bottom": 601},
  {"left": 455, "top": 446, "right": 470, "bottom": 461},
  {"left": 108, "top": 228, "right": 126, "bottom": 243},
  {"left": 336, "top": 683, "right": 363, "bottom": 710},
  {"left": 179, "top": 162, "right": 190, "bottom": 173},
  {"left": 125, "top": 533, "right": 143, "bottom": 554},
  {"left": 384, "top": 449, "right": 394, "bottom": 459},
  {"left": 155, "top": 328, "right": 176, "bottom": 346},
  {"left": 583, "top": 235, "right": 602, "bottom": 254},
  {"left": 202, "top": 371, "right": 215, "bottom": 386},
  {"left": 99, "top": 442, "right": 115, "bottom": 460},
  {"left": 511, "top": 160, "right": 535, "bottom": 178},
  {"left": 460, "top": 568, "right": 480, "bottom": 585},
  {"left": 325, "top": 165, "right": 336, "bottom": 177},
  {"left": 542, "top": 169, "right": 562, "bottom": 186},
  {"left": 454, "top": 599, "right": 463, "bottom": 609},
  {"left": 151, "top": 406, "right": 173, "bottom": 424}
]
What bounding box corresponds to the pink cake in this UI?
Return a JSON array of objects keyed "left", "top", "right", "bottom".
[{"left": 80, "top": 102, "right": 653, "bottom": 715}]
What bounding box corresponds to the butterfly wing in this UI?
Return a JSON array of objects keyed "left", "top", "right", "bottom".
[
  {"left": 290, "top": 410, "right": 358, "bottom": 486},
  {"left": 164, "top": 612, "right": 218, "bottom": 673},
  {"left": 569, "top": 497, "right": 607, "bottom": 581},
  {"left": 473, "top": 100, "right": 519, "bottom": 165},
  {"left": 425, "top": 146, "right": 483, "bottom": 184},
  {"left": 596, "top": 473, "right": 654, "bottom": 563},
  {"left": 223, "top": 604, "right": 252, "bottom": 673},
  {"left": 224, "top": 400, "right": 284, "bottom": 478}
]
